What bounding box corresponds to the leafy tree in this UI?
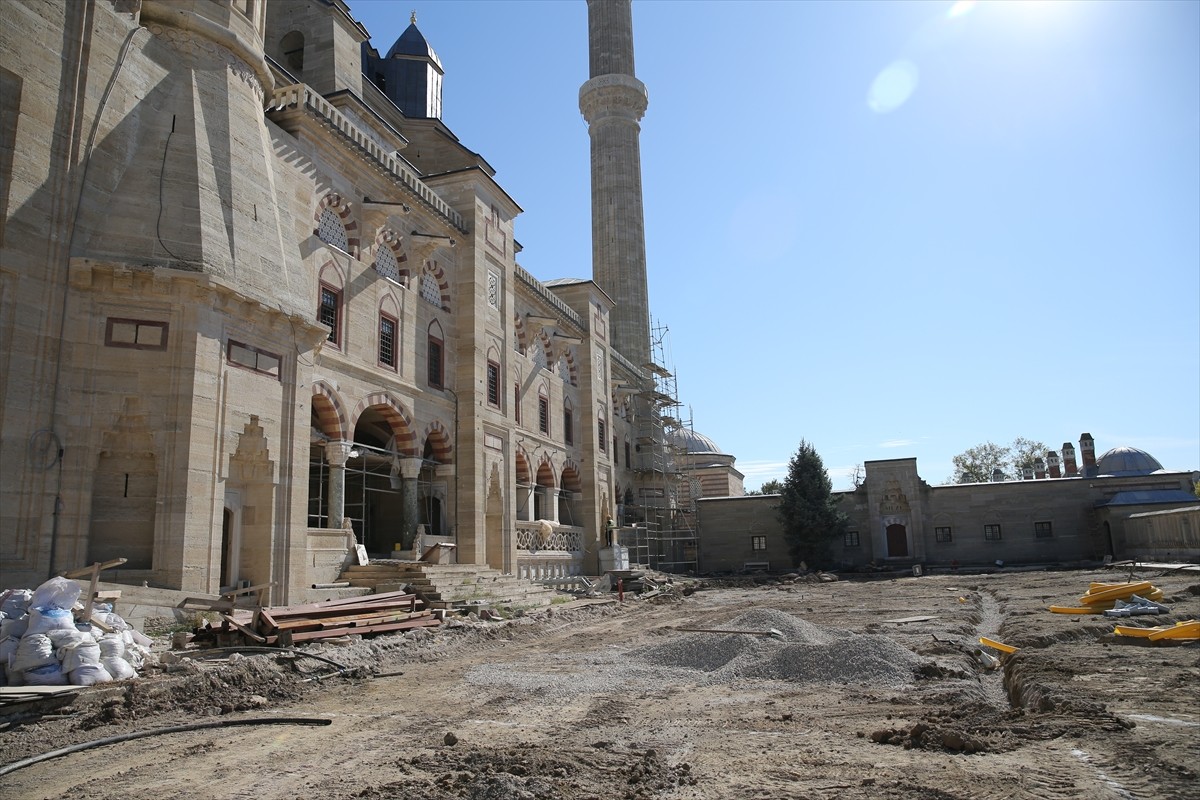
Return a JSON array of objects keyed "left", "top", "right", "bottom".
[
  {"left": 759, "top": 479, "right": 783, "bottom": 495},
  {"left": 950, "top": 437, "right": 1050, "bottom": 484},
  {"left": 776, "top": 440, "right": 846, "bottom": 568}
]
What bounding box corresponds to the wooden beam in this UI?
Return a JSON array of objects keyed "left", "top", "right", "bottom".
[{"left": 60, "top": 558, "right": 127, "bottom": 579}]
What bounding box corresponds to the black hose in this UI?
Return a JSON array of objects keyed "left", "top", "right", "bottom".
[{"left": 0, "top": 717, "right": 331, "bottom": 777}]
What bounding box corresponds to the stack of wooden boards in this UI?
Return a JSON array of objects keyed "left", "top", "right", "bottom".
[
  {"left": 187, "top": 591, "right": 440, "bottom": 647},
  {"left": 1048, "top": 580, "right": 1164, "bottom": 614}
]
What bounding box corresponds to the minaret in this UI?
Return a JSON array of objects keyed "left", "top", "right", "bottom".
[{"left": 579, "top": 0, "right": 651, "bottom": 368}]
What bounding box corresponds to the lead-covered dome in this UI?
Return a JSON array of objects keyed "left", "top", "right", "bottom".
[
  {"left": 1096, "top": 446, "right": 1165, "bottom": 477},
  {"left": 671, "top": 429, "right": 725, "bottom": 455},
  {"left": 386, "top": 19, "right": 442, "bottom": 69}
]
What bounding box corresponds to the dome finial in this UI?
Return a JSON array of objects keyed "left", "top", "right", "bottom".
[{"left": 410, "top": 10, "right": 417, "bottom": 25}]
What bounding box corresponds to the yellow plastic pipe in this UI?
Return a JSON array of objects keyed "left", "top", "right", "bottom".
[{"left": 979, "top": 636, "right": 1018, "bottom": 653}]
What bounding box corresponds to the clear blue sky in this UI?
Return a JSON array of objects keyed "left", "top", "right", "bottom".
[{"left": 348, "top": 0, "right": 1200, "bottom": 489}]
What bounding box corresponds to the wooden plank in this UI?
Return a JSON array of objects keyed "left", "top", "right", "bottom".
[
  {"left": 60, "top": 558, "right": 127, "bottom": 579},
  {"left": 285, "top": 616, "right": 441, "bottom": 642},
  {"left": 272, "top": 609, "right": 430, "bottom": 632},
  {"left": 80, "top": 562, "right": 101, "bottom": 621},
  {"left": 221, "top": 613, "right": 267, "bottom": 644},
  {"left": 882, "top": 615, "right": 938, "bottom": 624},
  {"left": 263, "top": 594, "right": 419, "bottom": 619}
]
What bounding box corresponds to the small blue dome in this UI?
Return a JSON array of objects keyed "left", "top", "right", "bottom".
[{"left": 1096, "top": 446, "right": 1164, "bottom": 477}]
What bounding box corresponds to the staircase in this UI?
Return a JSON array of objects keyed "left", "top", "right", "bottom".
[{"left": 338, "top": 561, "right": 563, "bottom": 611}]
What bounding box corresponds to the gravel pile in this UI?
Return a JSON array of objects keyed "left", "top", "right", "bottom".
[
  {"left": 463, "top": 607, "right": 921, "bottom": 696},
  {"left": 639, "top": 608, "right": 921, "bottom": 689}
]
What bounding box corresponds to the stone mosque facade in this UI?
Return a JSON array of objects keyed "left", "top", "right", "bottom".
[{"left": 0, "top": 0, "right": 687, "bottom": 599}]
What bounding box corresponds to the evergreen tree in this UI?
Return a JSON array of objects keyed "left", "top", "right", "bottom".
[{"left": 776, "top": 440, "right": 846, "bottom": 568}]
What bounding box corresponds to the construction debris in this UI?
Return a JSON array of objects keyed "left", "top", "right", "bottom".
[
  {"left": 1050, "top": 580, "right": 1168, "bottom": 615},
  {"left": 184, "top": 590, "right": 439, "bottom": 648},
  {"left": 1103, "top": 595, "right": 1170, "bottom": 618},
  {"left": 1113, "top": 620, "right": 1199, "bottom": 643},
  {"left": 0, "top": 575, "right": 153, "bottom": 688}
]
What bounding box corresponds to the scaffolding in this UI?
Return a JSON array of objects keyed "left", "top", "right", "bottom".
[
  {"left": 307, "top": 441, "right": 443, "bottom": 555},
  {"left": 625, "top": 320, "right": 698, "bottom": 573}
]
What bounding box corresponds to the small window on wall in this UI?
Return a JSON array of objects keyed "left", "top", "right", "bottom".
[
  {"left": 598, "top": 419, "right": 607, "bottom": 451},
  {"left": 844, "top": 530, "right": 860, "bottom": 547},
  {"left": 624, "top": 441, "right": 631, "bottom": 466},
  {"left": 227, "top": 341, "right": 281, "bottom": 379},
  {"left": 427, "top": 335, "right": 443, "bottom": 388},
  {"left": 984, "top": 524, "right": 1002, "bottom": 541},
  {"left": 318, "top": 286, "right": 341, "bottom": 345},
  {"left": 751, "top": 535, "right": 766, "bottom": 551},
  {"left": 935, "top": 526, "right": 953, "bottom": 543},
  {"left": 105, "top": 318, "right": 168, "bottom": 350},
  {"left": 487, "top": 361, "right": 501, "bottom": 408},
  {"left": 563, "top": 406, "right": 574, "bottom": 445},
  {"left": 513, "top": 383, "right": 521, "bottom": 424},
  {"left": 538, "top": 395, "right": 550, "bottom": 434},
  {"left": 1034, "top": 521, "right": 1053, "bottom": 538},
  {"left": 378, "top": 314, "right": 397, "bottom": 369}
]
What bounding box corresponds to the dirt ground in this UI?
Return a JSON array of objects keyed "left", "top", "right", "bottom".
[{"left": 2, "top": 566, "right": 1198, "bottom": 800}]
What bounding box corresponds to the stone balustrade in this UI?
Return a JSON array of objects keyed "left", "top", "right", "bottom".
[{"left": 515, "top": 521, "right": 584, "bottom": 579}]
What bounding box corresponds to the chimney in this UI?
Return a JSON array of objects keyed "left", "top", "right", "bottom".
[
  {"left": 1022, "top": 466, "right": 1034, "bottom": 481},
  {"left": 991, "top": 467, "right": 1004, "bottom": 483},
  {"left": 1062, "top": 442, "right": 1078, "bottom": 477},
  {"left": 1080, "top": 433, "right": 1096, "bottom": 476},
  {"left": 1047, "top": 450, "right": 1061, "bottom": 479},
  {"left": 1034, "top": 458, "right": 1047, "bottom": 480}
]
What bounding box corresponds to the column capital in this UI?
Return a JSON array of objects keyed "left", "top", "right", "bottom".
[
  {"left": 398, "top": 456, "right": 425, "bottom": 480},
  {"left": 325, "top": 440, "right": 353, "bottom": 467}
]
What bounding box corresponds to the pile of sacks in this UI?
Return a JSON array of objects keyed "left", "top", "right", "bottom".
[{"left": 0, "top": 577, "right": 156, "bottom": 687}]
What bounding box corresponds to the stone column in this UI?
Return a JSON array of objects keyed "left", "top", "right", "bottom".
[
  {"left": 399, "top": 457, "right": 425, "bottom": 550},
  {"left": 517, "top": 483, "right": 536, "bottom": 521},
  {"left": 325, "top": 441, "right": 353, "bottom": 531},
  {"left": 544, "top": 487, "right": 561, "bottom": 524}
]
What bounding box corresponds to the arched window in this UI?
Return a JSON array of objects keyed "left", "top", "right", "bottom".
[
  {"left": 420, "top": 271, "right": 441, "bottom": 307},
  {"left": 531, "top": 339, "right": 547, "bottom": 373},
  {"left": 563, "top": 400, "right": 574, "bottom": 446},
  {"left": 375, "top": 246, "right": 399, "bottom": 281},
  {"left": 281, "top": 31, "right": 304, "bottom": 73},
  {"left": 317, "top": 207, "right": 348, "bottom": 251},
  {"left": 426, "top": 321, "right": 444, "bottom": 389}
]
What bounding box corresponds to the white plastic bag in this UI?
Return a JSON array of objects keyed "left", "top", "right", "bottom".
[
  {"left": 101, "top": 656, "right": 136, "bottom": 680},
  {"left": 27, "top": 606, "right": 76, "bottom": 636},
  {"left": 30, "top": 577, "right": 82, "bottom": 611},
  {"left": 98, "top": 635, "right": 125, "bottom": 660},
  {"left": 24, "top": 662, "right": 69, "bottom": 686},
  {"left": 1, "top": 589, "right": 32, "bottom": 618},
  {"left": 69, "top": 662, "right": 113, "bottom": 686},
  {"left": 60, "top": 639, "right": 102, "bottom": 672},
  {"left": 11, "top": 633, "right": 58, "bottom": 672},
  {"left": 0, "top": 615, "right": 28, "bottom": 640}
]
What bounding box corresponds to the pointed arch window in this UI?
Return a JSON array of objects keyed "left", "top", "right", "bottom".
[
  {"left": 563, "top": 401, "right": 574, "bottom": 446},
  {"left": 317, "top": 207, "right": 349, "bottom": 252},
  {"left": 427, "top": 322, "right": 444, "bottom": 389},
  {"left": 375, "top": 245, "right": 400, "bottom": 282},
  {"left": 420, "top": 271, "right": 442, "bottom": 308}
]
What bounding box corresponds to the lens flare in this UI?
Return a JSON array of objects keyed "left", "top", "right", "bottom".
[
  {"left": 947, "top": 0, "right": 977, "bottom": 18},
  {"left": 867, "top": 59, "right": 920, "bottom": 114}
]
